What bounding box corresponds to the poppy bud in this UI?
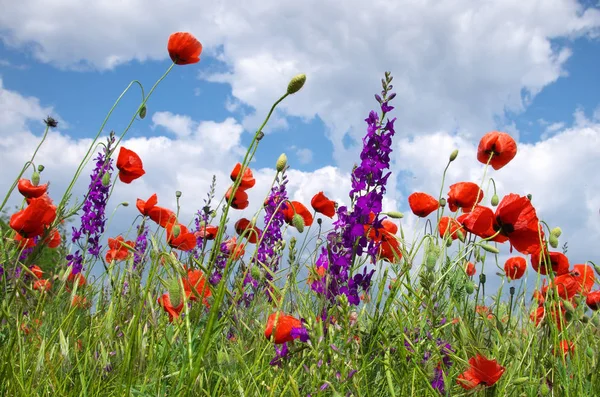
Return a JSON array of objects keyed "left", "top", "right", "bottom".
[
  {"left": 592, "top": 316, "right": 600, "bottom": 328},
  {"left": 457, "top": 230, "right": 466, "bottom": 243},
  {"left": 292, "top": 214, "right": 305, "bottom": 233},
  {"left": 167, "top": 279, "right": 182, "bottom": 307},
  {"left": 446, "top": 238, "right": 452, "bottom": 247},
  {"left": 513, "top": 377, "right": 529, "bottom": 385},
  {"left": 386, "top": 211, "right": 404, "bottom": 219},
  {"left": 479, "top": 274, "right": 486, "bottom": 284},
  {"left": 509, "top": 286, "right": 515, "bottom": 296},
  {"left": 287, "top": 73, "right": 306, "bottom": 95},
  {"left": 44, "top": 116, "right": 58, "bottom": 128},
  {"left": 176, "top": 191, "right": 182, "bottom": 198},
  {"left": 491, "top": 194, "right": 499, "bottom": 206},
  {"left": 31, "top": 171, "right": 40, "bottom": 186},
  {"left": 465, "top": 282, "right": 475, "bottom": 294},
  {"left": 139, "top": 105, "right": 147, "bottom": 119},
  {"left": 250, "top": 265, "right": 262, "bottom": 281},
  {"left": 439, "top": 198, "right": 446, "bottom": 207},
  {"left": 276, "top": 153, "right": 288, "bottom": 172},
  {"left": 563, "top": 300, "right": 575, "bottom": 314},
  {"left": 586, "top": 346, "right": 594, "bottom": 358},
  {"left": 594, "top": 264, "right": 600, "bottom": 277},
  {"left": 37, "top": 164, "right": 45, "bottom": 172},
  {"left": 549, "top": 234, "right": 559, "bottom": 249},
  {"left": 102, "top": 172, "right": 111, "bottom": 187},
  {"left": 480, "top": 244, "right": 500, "bottom": 254},
  {"left": 172, "top": 224, "right": 181, "bottom": 238},
  {"left": 581, "top": 315, "right": 590, "bottom": 323},
  {"left": 551, "top": 227, "right": 562, "bottom": 238},
  {"left": 449, "top": 149, "right": 459, "bottom": 162},
  {"left": 539, "top": 383, "right": 550, "bottom": 396},
  {"left": 527, "top": 194, "right": 532, "bottom": 201},
  {"left": 122, "top": 202, "right": 129, "bottom": 207}
]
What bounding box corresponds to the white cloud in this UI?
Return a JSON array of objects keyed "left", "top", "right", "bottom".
[{"left": 294, "top": 147, "right": 313, "bottom": 165}]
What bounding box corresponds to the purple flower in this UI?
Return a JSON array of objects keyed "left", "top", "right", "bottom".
[
  {"left": 269, "top": 342, "right": 289, "bottom": 367},
  {"left": 133, "top": 224, "right": 148, "bottom": 270},
  {"left": 291, "top": 326, "right": 309, "bottom": 342}
]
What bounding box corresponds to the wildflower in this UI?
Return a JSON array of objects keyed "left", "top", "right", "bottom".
[
  {"left": 105, "top": 236, "right": 134, "bottom": 262},
  {"left": 447, "top": 182, "right": 483, "bottom": 212},
  {"left": 311, "top": 191, "right": 336, "bottom": 218},
  {"left": 14, "top": 233, "right": 36, "bottom": 249},
  {"left": 157, "top": 293, "right": 184, "bottom": 322},
  {"left": 67, "top": 270, "right": 87, "bottom": 291},
  {"left": 586, "top": 290, "right": 600, "bottom": 310},
  {"left": 531, "top": 248, "right": 569, "bottom": 276},
  {"left": 408, "top": 192, "right": 439, "bottom": 217},
  {"left": 230, "top": 163, "right": 256, "bottom": 189},
  {"left": 116, "top": 147, "right": 145, "bottom": 184},
  {"left": 555, "top": 340, "right": 574, "bottom": 357},
  {"left": 225, "top": 186, "right": 249, "bottom": 210},
  {"left": 136, "top": 194, "right": 178, "bottom": 227},
  {"left": 43, "top": 116, "right": 58, "bottom": 128},
  {"left": 282, "top": 201, "right": 314, "bottom": 227},
  {"left": 166, "top": 223, "right": 197, "bottom": 251},
  {"left": 182, "top": 269, "right": 211, "bottom": 304},
  {"left": 133, "top": 224, "right": 149, "bottom": 270},
  {"left": 30, "top": 265, "right": 43, "bottom": 279},
  {"left": 168, "top": 32, "right": 202, "bottom": 65},
  {"left": 33, "top": 279, "right": 51, "bottom": 292},
  {"left": 477, "top": 131, "right": 517, "bottom": 170},
  {"left": 71, "top": 295, "right": 89, "bottom": 309},
  {"left": 457, "top": 354, "right": 505, "bottom": 390},
  {"left": 17, "top": 178, "right": 48, "bottom": 198},
  {"left": 269, "top": 342, "right": 290, "bottom": 367},
  {"left": 287, "top": 73, "right": 307, "bottom": 95},
  {"left": 504, "top": 257, "right": 526, "bottom": 280},
  {"left": 264, "top": 312, "right": 303, "bottom": 344},
  {"left": 235, "top": 218, "right": 262, "bottom": 244},
  {"left": 465, "top": 262, "right": 476, "bottom": 277},
  {"left": 438, "top": 216, "right": 464, "bottom": 240},
  {"left": 9, "top": 194, "right": 57, "bottom": 238},
  {"left": 45, "top": 228, "right": 61, "bottom": 248}
]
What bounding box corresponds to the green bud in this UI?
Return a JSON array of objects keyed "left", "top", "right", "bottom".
[
  {"left": 465, "top": 282, "right": 475, "bottom": 294},
  {"left": 551, "top": 227, "right": 562, "bottom": 238},
  {"left": 540, "top": 382, "right": 550, "bottom": 396},
  {"left": 101, "top": 172, "right": 111, "bottom": 187},
  {"left": 549, "top": 234, "right": 559, "bottom": 249},
  {"left": 37, "top": 164, "right": 45, "bottom": 172},
  {"left": 479, "top": 274, "right": 486, "bottom": 284},
  {"left": 276, "top": 153, "right": 288, "bottom": 172},
  {"left": 594, "top": 265, "right": 600, "bottom": 277},
  {"left": 386, "top": 211, "right": 404, "bottom": 219},
  {"left": 31, "top": 171, "right": 40, "bottom": 186},
  {"left": 292, "top": 214, "right": 305, "bottom": 233},
  {"left": 172, "top": 224, "right": 181, "bottom": 238},
  {"left": 446, "top": 238, "right": 452, "bottom": 247},
  {"left": 449, "top": 149, "right": 459, "bottom": 162},
  {"left": 122, "top": 202, "right": 129, "bottom": 207},
  {"left": 426, "top": 253, "right": 437, "bottom": 271},
  {"left": 439, "top": 198, "right": 446, "bottom": 207},
  {"left": 563, "top": 300, "right": 576, "bottom": 314},
  {"left": 592, "top": 315, "right": 600, "bottom": 328},
  {"left": 175, "top": 190, "right": 182, "bottom": 198},
  {"left": 287, "top": 74, "right": 306, "bottom": 95},
  {"left": 480, "top": 244, "right": 500, "bottom": 254},
  {"left": 586, "top": 346, "right": 594, "bottom": 358},
  {"left": 527, "top": 194, "right": 532, "bottom": 201},
  {"left": 457, "top": 230, "right": 466, "bottom": 243},
  {"left": 139, "top": 105, "right": 147, "bottom": 119},
  {"left": 250, "top": 265, "right": 262, "bottom": 281},
  {"left": 217, "top": 349, "right": 228, "bottom": 365},
  {"left": 581, "top": 315, "right": 590, "bottom": 323},
  {"left": 167, "top": 279, "right": 182, "bottom": 308},
  {"left": 513, "top": 377, "right": 529, "bottom": 385},
  {"left": 491, "top": 194, "right": 499, "bottom": 207}
]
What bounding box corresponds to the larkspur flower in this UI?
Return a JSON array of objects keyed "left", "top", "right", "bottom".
[{"left": 133, "top": 224, "right": 148, "bottom": 270}]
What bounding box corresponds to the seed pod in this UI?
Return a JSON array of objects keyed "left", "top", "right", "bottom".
[
  {"left": 491, "top": 194, "right": 499, "bottom": 207},
  {"left": 480, "top": 244, "right": 500, "bottom": 254},
  {"left": 449, "top": 149, "right": 459, "bottom": 162},
  {"left": 276, "top": 153, "right": 288, "bottom": 172},
  {"left": 386, "top": 211, "right": 404, "bottom": 219},
  {"left": 31, "top": 171, "right": 40, "bottom": 186}
]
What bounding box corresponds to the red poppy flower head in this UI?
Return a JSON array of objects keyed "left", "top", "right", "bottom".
[
  {"left": 14, "top": 233, "right": 36, "bottom": 249},
  {"left": 457, "top": 354, "right": 505, "bottom": 390},
  {"left": 33, "top": 279, "right": 51, "bottom": 292},
  {"left": 477, "top": 131, "right": 517, "bottom": 170},
  {"left": 18, "top": 178, "right": 48, "bottom": 198},
  {"left": 282, "top": 201, "right": 314, "bottom": 227},
  {"left": 586, "top": 290, "right": 600, "bottom": 311},
  {"left": 234, "top": 218, "right": 261, "bottom": 244},
  {"left": 30, "top": 265, "right": 43, "bottom": 279},
  {"left": 264, "top": 312, "right": 302, "bottom": 344},
  {"left": 230, "top": 163, "right": 256, "bottom": 189},
  {"left": 9, "top": 194, "right": 57, "bottom": 238},
  {"left": 555, "top": 340, "right": 575, "bottom": 357},
  {"left": 183, "top": 269, "right": 212, "bottom": 304},
  {"left": 438, "top": 216, "right": 465, "bottom": 240},
  {"left": 168, "top": 32, "right": 202, "bottom": 65},
  {"left": 311, "top": 191, "right": 336, "bottom": 218},
  {"left": 225, "top": 186, "right": 249, "bottom": 210},
  {"left": 116, "top": 147, "right": 145, "bottom": 184},
  {"left": 465, "top": 261, "right": 476, "bottom": 277},
  {"left": 408, "top": 192, "right": 439, "bottom": 217},
  {"left": 45, "top": 228, "right": 62, "bottom": 248},
  {"left": 166, "top": 223, "right": 197, "bottom": 251},
  {"left": 504, "top": 257, "right": 526, "bottom": 280},
  {"left": 158, "top": 293, "right": 184, "bottom": 322},
  {"left": 447, "top": 182, "right": 484, "bottom": 212},
  {"left": 571, "top": 264, "right": 595, "bottom": 295},
  {"left": 195, "top": 225, "right": 219, "bottom": 240},
  {"left": 531, "top": 248, "right": 570, "bottom": 276},
  {"left": 136, "top": 193, "right": 158, "bottom": 216}
]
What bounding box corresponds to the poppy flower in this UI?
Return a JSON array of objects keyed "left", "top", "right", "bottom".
[
  {"left": 235, "top": 218, "right": 262, "bottom": 244},
  {"left": 9, "top": 194, "right": 57, "bottom": 238},
  {"left": 116, "top": 147, "right": 145, "bottom": 184},
  {"left": 17, "top": 178, "right": 48, "bottom": 198},
  {"left": 457, "top": 354, "right": 505, "bottom": 390},
  {"left": 225, "top": 186, "right": 249, "bottom": 210},
  {"left": 223, "top": 237, "right": 246, "bottom": 260},
  {"left": 33, "top": 279, "right": 51, "bottom": 292},
  {"left": 282, "top": 201, "right": 314, "bottom": 227},
  {"left": 30, "top": 265, "right": 43, "bottom": 279},
  {"left": 547, "top": 273, "right": 579, "bottom": 300},
  {"left": 157, "top": 293, "right": 184, "bottom": 322},
  {"left": 438, "top": 216, "right": 464, "bottom": 240},
  {"left": 105, "top": 236, "right": 134, "bottom": 262},
  {"left": 14, "top": 233, "right": 36, "bottom": 249},
  {"left": 530, "top": 306, "right": 545, "bottom": 327},
  {"left": 586, "top": 290, "right": 600, "bottom": 311},
  {"left": 534, "top": 303, "right": 567, "bottom": 330},
  {"left": 311, "top": 192, "right": 336, "bottom": 218},
  {"left": 71, "top": 295, "right": 89, "bottom": 309},
  {"left": 477, "top": 131, "right": 517, "bottom": 170},
  {"left": 45, "top": 228, "right": 61, "bottom": 248},
  {"left": 167, "top": 32, "right": 202, "bottom": 65},
  {"left": 531, "top": 248, "right": 569, "bottom": 276},
  {"left": 182, "top": 269, "right": 212, "bottom": 304},
  {"left": 447, "top": 182, "right": 484, "bottom": 212},
  {"left": 166, "top": 223, "right": 197, "bottom": 251},
  {"left": 408, "top": 192, "right": 439, "bottom": 217},
  {"left": 137, "top": 194, "right": 178, "bottom": 227},
  {"left": 571, "top": 264, "right": 595, "bottom": 295},
  {"left": 365, "top": 217, "right": 402, "bottom": 263},
  {"left": 195, "top": 225, "right": 219, "bottom": 240},
  {"left": 465, "top": 261, "right": 476, "bottom": 277},
  {"left": 136, "top": 194, "right": 158, "bottom": 216},
  {"left": 230, "top": 163, "right": 256, "bottom": 189},
  {"left": 264, "top": 312, "right": 303, "bottom": 344},
  {"left": 67, "top": 271, "right": 87, "bottom": 289},
  {"left": 504, "top": 257, "right": 526, "bottom": 280},
  {"left": 555, "top": 340, "right": 575, "bottom": 357}
]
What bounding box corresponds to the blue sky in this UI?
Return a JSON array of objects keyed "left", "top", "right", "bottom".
[{"left": 1, "top": 0, "right": 599, "bottom": 287}]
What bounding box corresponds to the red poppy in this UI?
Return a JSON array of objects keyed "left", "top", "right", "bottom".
[
  {"left": 504, "top": 257, "right": 526, "bottom": 280},
  {"left": 45, "top": 228, "right": 61, "bottom": 248},
  {"left": 222, "top": 237, "right": 246, "bottom": 260},
  {"left": 534, "top": 303, "right": 567, "bottom": 330},
  {"left": 137, "top": 194, "right": 178, "bottom": 227},
  {"left": 182, "top": 269, "right": 212, "bottom": 304},
  {"left": 477, "top": 131, "right": 517, "bottom": 170},
  {"left": 30, "top": 265, "right": 43, "bottom": 279},
  {"left": 311, "top": 192, "right": 336, "bottom": 218},
  {"left": 195, "top": 225, "right": 219, "bottom": 240},
  {"left": 105, "top": 236, "right": 134, "bottom": 262},
  {"left": 33, "top": 279, "right": 51, "bottom": 292},
  {"left": 235, "top": 218, "right": 262, "bottom": 244},
  {"left": 166, "top": 223, "right": 197, "bottom": 251},
  {"left": 586, "top": 290, "right": 600, "bottom": 310},
  {"left": 264, "top": 312, "right": 303, "bottom": 344},
  {"left": 282, "top": 201, "right": 314, "bottom": 227},
  {"left": 168, "top": 32, "right": 202, "bottom": 65},
  {"left": 116, "top": 147, "right": 145, "bottom": 184},
  {"left": 571, "top": 264, "right": 595, "bottom": 295},
  {"left": 408, "top": 192, "right": 439, "bottom": 217},
  {"left": 9, "top": 194, "right": 57, "bottom": 238},
  {"left": 230, "top": 163, "right": 256, "bottom": 189},
  {"left": 530, "top": 305, "right": 545, "bottom": 327},
  {"left": 14, "top": 233, "right": 36, "bottom": 249},
  {"left": 365, "top": 217, "right": 402, "bottom": 263},
  {"left": 71, "top": 295, "right": 89, "bottom": 309},
  {"left": 531, "top": 248, "right": 569, "bottom": 276},
  {"left": 457, "top": 354, "right": 505, "bottom": 390},
  {"left": 465, "top": 261, "right": 476, "bottom": 277},
  {"left": 158, "top": 293, "right": 184, "bottom": 322},
  {"left": 555, "top": 340, "right": 574, "bottom": 357},
  {"left": 66, "top": 271, "right": 87, "bottom": 292},
  {"left": 438, "top": 216, "right": 464, "bottom": 240},
  {"left": 225, "top": 186, "right": 249, "bottom": 210},
  {"left": 17, "top": 178, "right": 48, "bottom": 198},
  {"left": 136, "top": 193, "right": 158, "bottom": 216},
  {"left": 547, "top": 273, "right": 579, "bottom": 300},
  {"left": 447, "top": 182, "right": 484, "bottom": 212}
]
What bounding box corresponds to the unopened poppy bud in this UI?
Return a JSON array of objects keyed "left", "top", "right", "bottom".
[
  {"left": 465, "top": 282, "right": 475, "bottom": 294},
  {"left": 449, "top": 149, "right": 459, "bottom": 162},
  {"left": 101, "top": 172, "right": 111, "bottom": 187},
  {"left": 386, "top": 211, "right": 404, "bottom": 219},
  {"left": 479, "top": 274, "right": 486, "bottom": 284},
  {"left": 513, "top": 377, "right": 529, "bottom": 386},
  {"left": 250, "top": 265, "right": 262, "bottom": 281},
  {"left": 287, "top": 73, "right": 306, "bottom": 95},
  {"left": 292, "top": 214, "right": 305, "bottom": 233},
  {"left": 563, "top": 300, "right": 576, "bottom": 314},
  {"left": 480, "top": 244, "right": 500, "bottom": 254},
  {"left": 586, "top": 346, "right": 594, "bottom": 358},
  {"left": 122, "top": 202, "right": 129, "bottom": 207},
  {"left": 167, "top": 279, "right": 182, "bottom": 307},
  {"left": 539, "top": 383, "right": 550, "bottom": 396},
  {"left": 457, "top": 230, "right": 466, "bottom": 243},
  {"left": 491, "top": 194, "right": 499, "bottom": 206},
  {"left": 549, "top": 234, "right": 559, "bottom": 249},
  {"left": 527, "top": 194, "right": 532, "bottom": 201},
  {"left": 175, "top": 191, "right": 182, "bottom": 198},
  {"left": 446, "top": 238, "right": 452, "bottom": 247},
  {"left": 551, "top": 227, "right": 562, "bottom": 238},
  {"left": 581, "top": 315, "right": 590, "bottom": 323},
  {"left": 439, "top": 198, "right": 446, "bottom": 207},
  {"left": 276, "top": 153, "right": 288, "bottom": 172},
  {"left": 37, "top": 164, "right": 45, "bottom": 172},
  {"left": 172, "top": 224, "right": 181, "bottom": 238},
  {"left": 31, "top": 171, "right": 40, "bottom": 186},
  {"left": 510, "top": 286, "right": 515, "bottom": 296},
  {"left": 139, "top": 105, "right": 147, "bottom": 119},
  {"left": 593, "top": 264, "right": 600, "bottom": 276}
]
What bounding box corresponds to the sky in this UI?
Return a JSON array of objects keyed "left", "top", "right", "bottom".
[{"left": 1, "top": 0, "right": 599, "bottom": 294}]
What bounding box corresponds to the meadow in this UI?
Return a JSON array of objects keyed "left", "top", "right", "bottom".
[{"left": 1, "top": 32, "right": 599, "bottom": 396}]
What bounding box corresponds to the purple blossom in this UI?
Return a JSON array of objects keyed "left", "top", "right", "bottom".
[
  {"left": 291, "top": 326, "right": 309, "bottom": 342},
  {"left": 269, "top": 342, "right": 289, "bottom": 367},
  {"left": 133, "top": 224, "right": 148, "bottom": 270}
]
